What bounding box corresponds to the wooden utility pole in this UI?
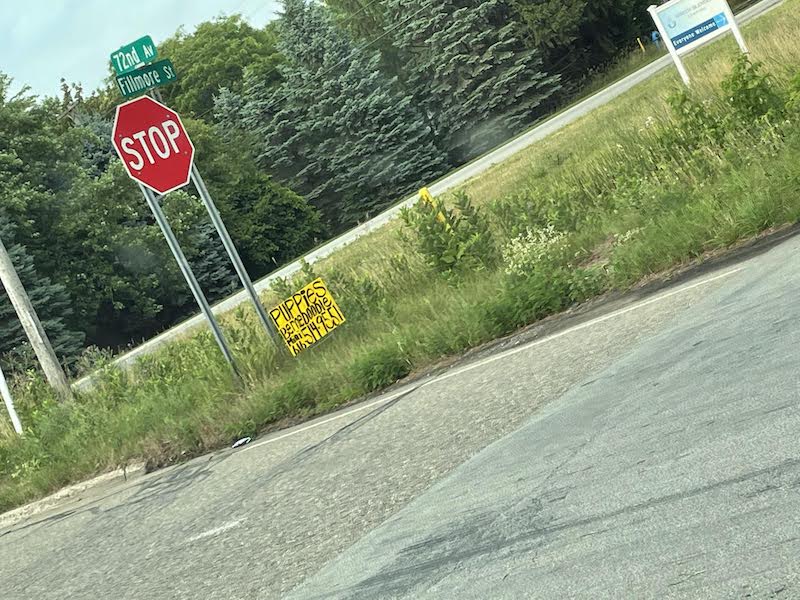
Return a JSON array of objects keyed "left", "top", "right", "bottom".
[{"left": 0, "top": 236, "right": 72, "bottom": 400}]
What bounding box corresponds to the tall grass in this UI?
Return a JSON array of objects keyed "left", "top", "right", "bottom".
[{"left": 1, "top": 0, "right": 799, "bottom": 512}]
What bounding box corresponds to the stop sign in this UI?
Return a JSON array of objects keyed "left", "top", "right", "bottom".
[{"left": 111, "top": 96, "right": 195, "bottom": 195}]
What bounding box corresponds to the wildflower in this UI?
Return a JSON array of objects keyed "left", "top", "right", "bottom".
[{"left": 501, "top": 225, "right": 565, "bottom": 277}]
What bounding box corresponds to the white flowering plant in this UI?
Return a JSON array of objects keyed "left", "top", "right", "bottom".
[{"left": 501, "top": 224, "right": 566, "bottom": 278}]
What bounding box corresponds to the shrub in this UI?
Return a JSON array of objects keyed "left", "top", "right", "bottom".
[
  {"left": 721, "top": 55, "right": 785, "bottom": 123},
  {"left": 326, "top": 270, "right": 389, "bottom": 322},
  {"left": 401, "top": 191, "right": 497, "bottom": 275},
  {"left": 484, "top": 267, "right": 572, "bottom": 335},
  {"left": 349, "top": 342, "right": 411, "bottom": 393},
  {"left": 568, "top": 265, "right": 610, "bottom": 303},
  {"left": 665, "top": 89, "right": 726, "bottom": 149}
]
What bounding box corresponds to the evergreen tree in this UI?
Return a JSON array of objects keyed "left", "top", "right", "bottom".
[
  {"left": 185, "top": 221, "right": 239, "bottom": 303},
  {"left": 324, "top": 0, "right": 387, "bottom": 39},
  {"left": 0, "top": 218, "right": 84, "bottom": 371},
  {"left": 72, "top": 111, "right": 115, "bottom": 177},
  {"left": 511, "top": 0, "right": 653, "bottom": 93},
  {"left": 383, "top": 0, "right": 561, "bottom": 163},
  {"left": 217, "top": 0, "right": 448, "bottom": 229},
  {"left": 185, "top": 117, "right": 323, "bottom": 276},
  {"left": 323, "top": 0, "right": 403, "bottom": 75}
]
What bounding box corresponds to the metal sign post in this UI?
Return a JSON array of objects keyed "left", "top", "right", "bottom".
[
  {"left": 649, "top": 4, "right": 692, "bottom": 86},
  {"left": 0, "top": 366, "right": 23, "bottom": 435},
  {"left": 190, "top": 165, "right": 282, "bottom": 347},
  {"left": 722, "top": 1, "right": 749, "bottom": 54},
  {"left": 139, "top": 184, "right": 240, "bottom": 377}
]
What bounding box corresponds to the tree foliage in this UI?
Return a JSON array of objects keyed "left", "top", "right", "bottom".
[
  {"left": 186, "top": 117, "right": 323, "bottom": 274},
  {"left": 217, "top": 0, "right": 448, "bottom": 229},
  {"left": 384, "top": 0, "right": 560, "bottom": 163},
  {"left": 158, "top": 16, "right": 284, "bottom": 118},
  {"left": 511, "top": 0, "right": 653, "bottom": 92},
  {"left": 0, "top": 218, "right": 84, "bottom": 371}
]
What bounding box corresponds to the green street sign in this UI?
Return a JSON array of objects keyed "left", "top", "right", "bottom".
[
  {"left": 111, "top": 36, "right": 158, "bottom": 76},
  {"left": 115, "top": 59, "right": 177, "bottom": 98}
]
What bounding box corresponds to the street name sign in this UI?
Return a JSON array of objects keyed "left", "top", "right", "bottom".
[
  {"left": 111, "top": 96, "right": 195, "bottom": 195},
  {"left": 110, "top": 35, "right": 157, "bottom": 76},
  {"left": 115, "top": 59, "right": 177, "bottom": 98}
]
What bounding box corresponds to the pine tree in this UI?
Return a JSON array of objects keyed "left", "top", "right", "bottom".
[
  {"left": 217, "top": 0, "right": 449, "bottom": 230},
  {"left": 186, "top": 221, "right": 239, "bottom": 303},
  {"left": 0, "top": 218, "right": 84, "bottom": 371},
  {"left": 510, "top": 0, "right": 653, "bottom": 93},
  {"left": 383, "top": 0, "right": 561, "bottom": 163},
  {"left": 72, "top": 111, "right": 115, "bottom": 177}
]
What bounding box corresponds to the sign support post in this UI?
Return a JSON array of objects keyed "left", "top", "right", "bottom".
[
  {"left": 723, "top": 1, "right": 749, "bottom": 53},
  {"left": 649, "top": 4, "right": 692, "bottom": 86},
  {"left": 189, "top": 165, "right": 282, "bottom": 347},
  {"left": 0, "top": 236, "right": 72, "bottom": 400},
  {"left": 1, "top": 366, "right": 23, "bottom": 435},
  {"left": 139, "top": 184, "right": 240, "bottom": 377}
]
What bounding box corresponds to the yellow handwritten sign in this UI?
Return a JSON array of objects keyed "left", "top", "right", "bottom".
[{"left": 269, "top": 278, "right": 345, "bottom": 356}]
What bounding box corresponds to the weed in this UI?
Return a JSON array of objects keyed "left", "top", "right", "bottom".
[{"left": 401, "top": 192, "right": 497, "bottom": 275}]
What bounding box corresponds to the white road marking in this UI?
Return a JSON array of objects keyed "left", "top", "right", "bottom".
[
  {"left": 238, "top": 265, "right": 745, "bottom": 456},
  {"left": 433, "top": 266, "right": 745, "bottom": 384},
  {"left": 188, "top": 519, "right": 244, "bottom": 542}
]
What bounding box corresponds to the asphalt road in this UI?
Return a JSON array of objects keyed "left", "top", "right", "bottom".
[
  {"left": 72, "top": 0, "right": 782, "bottom": 386},
  {"left": 290, "top": 235, "right": 800, "bottom": 600},
  {"left": 4, "top": 229, "right": 799, "bottom": 598}
]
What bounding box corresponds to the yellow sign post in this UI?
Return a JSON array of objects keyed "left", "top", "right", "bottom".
[{"left": 269, "top": 278, "right": 346, "bottom": 357}]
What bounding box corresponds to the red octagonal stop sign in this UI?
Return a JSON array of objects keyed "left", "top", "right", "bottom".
[{"left": 112, "top": 96, "right": 195, "bottom": 195}]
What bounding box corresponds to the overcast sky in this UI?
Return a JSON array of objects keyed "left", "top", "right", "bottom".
[{"left": 1, "top": 0, "right": 283, "bottom": 98}]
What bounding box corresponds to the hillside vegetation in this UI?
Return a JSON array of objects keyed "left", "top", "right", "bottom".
[{"left": 0, "top": 0, "right": 655, "bottom": 365}]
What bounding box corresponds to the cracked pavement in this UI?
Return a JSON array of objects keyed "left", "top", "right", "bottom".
[{"left": 290, "top": 234, "right": 800, "bottom": 599}]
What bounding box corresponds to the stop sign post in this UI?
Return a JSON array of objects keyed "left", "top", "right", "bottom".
[
  {"left": 113, "top": 96, "right": 194, "bottom": 195},
  {"left": 111, "top": 95, "right": 240, "bottom": 373},
  {"left": 111, "top": 94, "right": 282, "bottom": 372}
]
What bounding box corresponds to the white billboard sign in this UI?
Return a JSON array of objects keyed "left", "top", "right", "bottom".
[{"left": 649, "top": 0, "right": 748, "bottom": 85}]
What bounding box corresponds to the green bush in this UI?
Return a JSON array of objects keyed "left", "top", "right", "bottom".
[
  {"left": 568, "top": 266, "right": 610, "bottom": 303},
  {"left": 349, "top": 342, "right": 412, "bottom": 393},
  {"left": 401, "top": 191, "right": 498, "bottom": 275},
  {"left": 721, "top": 55, "right": 785, "bottom": 123},
  {"left": 483, "top": 267, "right": 572, "bottom": 335},
  {"left": 326, "top": 270, "right": 390, "bottom": 322}
]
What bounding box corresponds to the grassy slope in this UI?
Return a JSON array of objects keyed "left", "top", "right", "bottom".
[
  {"left": 1, "top": 0, "right": 799, "bottom": 511},
  {"left": 462, "top": 5, "right": 796, "bottom": 204}
]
